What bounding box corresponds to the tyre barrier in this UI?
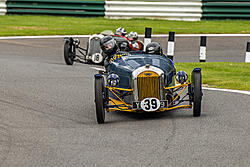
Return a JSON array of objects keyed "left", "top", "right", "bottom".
[
  {"left": 0, "top": 0, "right": 6, "bottom": 15},
  {"left": 105, "top": 1, "right": 202, "bottom": 21},
  {"left": 202, "top": 0, "right": 250, "bottom": 20},
  {"left": 1, "top": 0, "right": 250, "bottom": 20},
  {"left": 6, "top": 0, "right": 105, "bottom": 16}
]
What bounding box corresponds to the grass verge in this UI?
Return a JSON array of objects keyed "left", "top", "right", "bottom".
[
  {"left": 175, "top": 62, "right": 250, "bottom": 91},
  {"left": 0, "top": 15, "right": 250, "bottom": 36},
  {"left": 0, "top": 15, "right": 249, "bottom": 91}
]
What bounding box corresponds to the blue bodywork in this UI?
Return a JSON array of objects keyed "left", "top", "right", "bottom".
[{"left": 107, "top": 52, "right": 176, "bottom": 89}]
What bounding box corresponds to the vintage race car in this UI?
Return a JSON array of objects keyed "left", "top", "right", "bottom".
[
  {"left": 64, "top": 33, "right": 106, "bottom": 65},
  {"left": 94, "top": 51, "right": 203, "bottom": 124},
  {"left": 63, "top": 31, "right": 144, "bottom": 65}
]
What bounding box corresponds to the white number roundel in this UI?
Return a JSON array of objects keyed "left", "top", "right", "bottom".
[
  {"left": 141, "top": 98, "right": 160, "bottom": 112},
  {"left": 92, "top": 53, "right": 103, "bottom": 64}
]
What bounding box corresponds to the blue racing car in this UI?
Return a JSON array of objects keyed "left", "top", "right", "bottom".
[{"left": 94, "top": 48, "right": 202, "bottom": 124}]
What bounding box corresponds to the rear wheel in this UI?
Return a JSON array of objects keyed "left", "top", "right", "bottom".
[
  {"left": 64, "top": 41, "right": 75, "bottom": 65},
  {"left": 192, "top": 70, "right": 202, "bottom": 117},
  {"left": 95, "top": 77, "right": 105, "bottom": 124}
]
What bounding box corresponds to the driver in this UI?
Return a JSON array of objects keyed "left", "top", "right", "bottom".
[
  {"left": 127, "top": 31, "right": 138, "bottom": 41},
  {"left": 145, "top": 42, "right": 163, "bottom": 55},
  {"left": 100, "top": 36, "right": 128, "bottom": 68},
  {"left": 115, "top": 27, "right": 127, "bottom": 37},
  {"left": 127, "top": 31, "right": 144, "bottom": 51},
  {"left": 146, "top": 42, "right": 175, "bottom": 72}
]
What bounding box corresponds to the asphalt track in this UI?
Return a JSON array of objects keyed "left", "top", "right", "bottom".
[{"left": 0, "top": 37, "right": 250, "bottom": 167}]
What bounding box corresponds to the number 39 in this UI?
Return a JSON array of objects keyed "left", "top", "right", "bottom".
[{"left": 141, "top": 98, "right": 160, "bottom": 112}]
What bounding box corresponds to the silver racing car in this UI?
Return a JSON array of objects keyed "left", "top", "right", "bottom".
[{"left": 63, "top": 30, "right": 144, "bottom": 65}]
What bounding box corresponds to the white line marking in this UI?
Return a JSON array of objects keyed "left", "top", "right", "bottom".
[
  {"left": 0, "top": 35, "right": 90, "bottom": 40},
  {"left": 1, "top": 35, "right": 249, "bottom": 96},
  {"left": 203, "top": 87, "right": 250, "bottom": 96},
  {"left": 149, "top": 34, "right": 250, "bottom": 37},
  {"left": 1, "top": 34, "right": 250, "bottom": 40}
]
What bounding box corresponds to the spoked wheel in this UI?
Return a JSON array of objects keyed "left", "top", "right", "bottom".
[
  {"left": 94, "top": 76, "right": 105, "bottom": 124},
  {"left": 192, "top": 69, "right": 202, "bottom": 117},
  {"left": 64, "top": 41, "right": 75, "bottom": 65}
]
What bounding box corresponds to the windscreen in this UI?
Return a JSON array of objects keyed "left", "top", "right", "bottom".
[{"left": 124, "top": 54, "right": 174, "bottom": 73}]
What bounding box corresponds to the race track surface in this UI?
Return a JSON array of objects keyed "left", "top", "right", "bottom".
[{"left": 0, "top": 37, "right": 250, "bottom": 167}]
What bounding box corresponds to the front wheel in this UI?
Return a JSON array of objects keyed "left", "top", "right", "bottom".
[
  {"left": 64, "top": 41, "right": 75, "bottom": 65},
  {"left": 192, "top": 69, "right": 202, "bottom": 117},
  {"left": 94, "top": 76, "right": 105, "bottom": 124}
]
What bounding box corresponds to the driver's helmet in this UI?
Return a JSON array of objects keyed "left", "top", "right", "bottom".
[
  {"left": 100, "top": 36, "right": 118, "bottom": 55},
  {"left": 128, "top": 31, "right": 138, "bottom": 41},
  {"left": 115, "top": 27, "right": 127, "bottom": 36},
  {"left": 145, "top": 42, "right": 162, "bottom": 55}
]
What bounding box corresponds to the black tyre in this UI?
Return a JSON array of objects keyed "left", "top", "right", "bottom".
[
  {"left": 64, "top": 41, "right": 75, "bottom": 65},
  {"left": 192, "top": 70, "right": 202, "bottom": 117},
  {"left": 94, "top": 77, "right": 105, "bottom": 124}
]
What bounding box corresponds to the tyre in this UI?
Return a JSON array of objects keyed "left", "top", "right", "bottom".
[
  {"left": 94, "top": 76, "right": 105, "bottom": 124},
  {"left": 64, "top": 41, "right": 75, "bottom": 65},
  {"left": 192, "top": 70, "right": 202, "bottom": 117}
]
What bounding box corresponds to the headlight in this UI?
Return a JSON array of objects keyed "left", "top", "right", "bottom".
[
  {"left": 107, "top": 74, "right": 120, "bottom": 87},
  {"left": 176, "top": 71, "right": 188, "bottom": 84},
  {"left": 73, "top": 39, "right": 80, "bottom": 46}
]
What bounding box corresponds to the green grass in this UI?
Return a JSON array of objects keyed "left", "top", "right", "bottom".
[
  {"left": 175, "top": 62, "right": 250, "bottom": 91},
  {"left": 0, "top": 15, "right": 250, "bottom": 36}
]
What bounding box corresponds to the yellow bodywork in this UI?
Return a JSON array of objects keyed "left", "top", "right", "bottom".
[{"left": 106, "top": 83, "right": 192, "bottom": 113}]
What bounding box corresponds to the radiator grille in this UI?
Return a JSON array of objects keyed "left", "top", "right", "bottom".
[
  {"left": 137, "top": 71, "right": 160, "bottom": 101},
  {"left": 88, "top": 38, "right": 101, "bottom": 56}
]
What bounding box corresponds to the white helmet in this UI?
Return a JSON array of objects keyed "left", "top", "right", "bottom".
[
  {"left": 115, "top": 27, "right": 127, "bottom": 36},
  {"left": 128, "top": 31, "right": 138, "bottom": 41}
]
